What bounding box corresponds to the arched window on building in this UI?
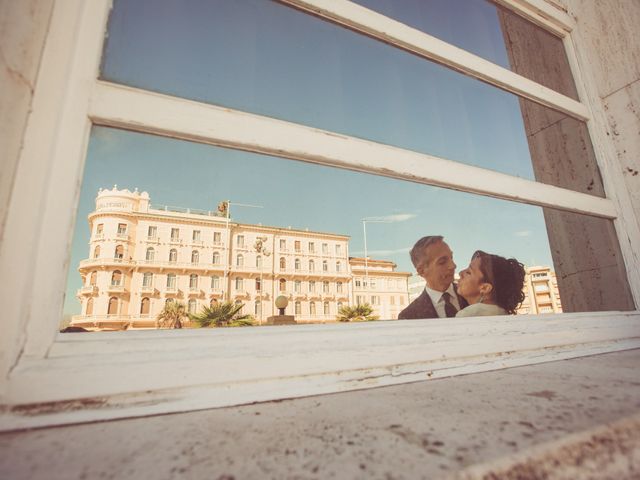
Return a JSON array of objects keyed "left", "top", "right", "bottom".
[
  {"left": 323, "top": 301, "right": 330, "bottom": 315},
  {"left": 111, "top": 270, "right": 122, "bottom": 286},
  {"left": 294, "top": 258, "right": 301, "bottom": 270},
  {"left": 166, "top": 273, "right": 176, "bottom": 289},
  {"left": 210, "top": 298, "right": 218, "bottom": 308},
  {"left": 236, "top": 254, "right": 243, "bottom": 267},
  {"left": 295, "top": 301, "right": 301, "bottom": 315},
  {"left": 89, "top": 271, "right": 97, "bottom": 286},
  {"left": 165, "top": 298, "right": 174, "bottom": 306},
  {"left": 322, "top": 260, "right": 328, "bottom": 272},
  {"left": 279, "top": 278, "right": 286, "bottom": 292},
  {"left": 337, "top": 281, "right": 343, "bottom": 293},
  {"left": 256, "top": 255, "right": 262, "bottom": 269},
  {"left": 107, "top": 297, "right": 118, "bottom": 315},
  {"left": 279, "top": 257, "right": 286, "bottom": 270},
  {"left": 169, "top": 249, "right": 177, "bottom": 262},
  {"left": 140, "top": 297, "right": 150, "bottom": 315},
  {"left": 337, "top": 301, "right": 343, "bottom": 311},
  {"left": 309, "top": 301, "right": 316, "bottom": 315},
  {"left": 336, "top": 261, "right": 341, "bottom": 272},
  {"left": 189, "top": 274, "right": 198, "bottom": 289},
  {"left": 146, "top": 247, "right": 154, "bottom": 262},
  {"left": 211, "top": 276, "right": 219, "bottom": 290},
  {"left": 93, "top": 245, "right": 100, "bottom": 259},
  {"left": 86, "top": 297, "right": 94, "bottom": 315},
  {"left": 235, "top": 277, "right": 244, "bottom": 290},
  {"left": 188, "top": 299, "right": 197, "bottom": 314},
  {"left": 309, "top": 259, "right": 315, "bottom": 271},
  {"left": 212, "top": 251, "right": 220, "bottom": 264},
  {"left": 143, "top": 272, "right": 153, "bottom": 287},
  {"left": 191, "top": 250, "right": 199, "bottom": 264},
  {"left": 114, "top": 244, "right": 124, "bottom": 260},
  {"left": 235, "top": 300, "right": 244, "bottom": 314},
  {"left": 255, "top": 300, "right": 261, "bottom": 316}
]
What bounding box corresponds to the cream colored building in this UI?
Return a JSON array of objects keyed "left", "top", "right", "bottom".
[
  {"left": 518, "top": 266, "right": 563, "bottom": 315},
  {"left": 349, "top": 257, "right": 411, "bottom": 320},
  {"left": 72, "top": 187, "right": 410, "bottom": 330}
]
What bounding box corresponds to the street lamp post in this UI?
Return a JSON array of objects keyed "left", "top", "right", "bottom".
[
  {"left": 217, "top": 200, "right": 263, "bottom": 302},
  {"left": 254, "top": 236, "right": 270, "bottom": 325},
  {"left": 361, "top": 218, "right": 391, "bottom": 302}
]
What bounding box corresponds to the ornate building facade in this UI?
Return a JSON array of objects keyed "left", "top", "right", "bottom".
[
  {"left": 71, "top": 187, "right": 411, "bottom": 330},
  {"left": 350, "top": 257, "right": 409, "bottom": 320}
]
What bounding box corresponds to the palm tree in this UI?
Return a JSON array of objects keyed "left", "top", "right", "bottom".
[
  {"left": 336, "top": 303, "right": 378, "bottom": 322},
  {"left": 156, "top": 301, "right": 188, "bottom": 329},
  {"left": 191, "top": 301, "right": 255, "bottom": 328}
]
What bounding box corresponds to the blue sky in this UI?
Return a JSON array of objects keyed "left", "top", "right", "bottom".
[{"left": 63, "top": 0, "right": 556, "bottom": 316}]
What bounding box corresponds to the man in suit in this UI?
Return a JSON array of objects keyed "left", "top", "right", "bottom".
[{"left": 398, "top": 235, "right": 467, "bottom": 319}]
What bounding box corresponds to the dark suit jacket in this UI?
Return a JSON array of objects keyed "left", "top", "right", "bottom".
[{"left": 398, "top": 287, "right": 468, "bottom": 320}]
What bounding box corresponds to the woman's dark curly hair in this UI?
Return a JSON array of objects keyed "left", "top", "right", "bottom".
[{"left": 472, "top": 251, "right": 526, "bottom": 314}]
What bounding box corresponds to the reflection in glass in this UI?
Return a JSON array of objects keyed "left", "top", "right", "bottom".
[
  {"left": 352, "top": 0, "right": 579, "bottom": 100},
  {"left": 61, "top": 127, "right": 633, "bottom": 331},
  {"left": 100, "top": 0, "right": 597, "bottom": 195}
]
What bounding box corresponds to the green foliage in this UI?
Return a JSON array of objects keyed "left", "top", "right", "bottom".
[
  {"left": 336, "top": 303, "right": 378, "bottom": 322},
  {"left": 191, "top": 301, "right": 255, "bottom": 328},
  {"left": 156, "top": 301, "right": 188, "bottom": 329}
]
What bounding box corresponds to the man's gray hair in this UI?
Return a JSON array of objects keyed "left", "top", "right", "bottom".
[{"left": 409, "top": 235, "right": 444, "bottom": 269}]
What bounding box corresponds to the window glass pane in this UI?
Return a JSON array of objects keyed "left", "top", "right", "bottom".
[
  {"left": 61, "top": 127, "right": 633, "bottom": 331},
  {"left": 100, "top": 0, "right": 599, "bottom": 196},
  {"left": 352, "top": 0, "right": 579, "bottom": 100}
]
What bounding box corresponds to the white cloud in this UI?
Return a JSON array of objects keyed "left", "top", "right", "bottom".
[
  {"left": 514, "top": 230, "right": 532, "bottom": 237},
  {"left": 365, "top": 213, "right": 416, "bottom": 223}
]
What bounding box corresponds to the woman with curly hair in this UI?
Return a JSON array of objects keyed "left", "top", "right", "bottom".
[{"left": 455, "top": 250, "right": 526, "bottom": 317}]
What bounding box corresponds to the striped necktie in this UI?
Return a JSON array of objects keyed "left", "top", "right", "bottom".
[{"left": 442, "top": 292, "right": 458, "bottom": 318}]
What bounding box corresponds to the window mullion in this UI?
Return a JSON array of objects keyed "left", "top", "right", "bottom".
[{"left": 90, "top": 81, "right": 616, "bottom": 219}]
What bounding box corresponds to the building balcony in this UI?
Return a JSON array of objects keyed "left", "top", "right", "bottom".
[
  {"left": 208, "top": 288, "right": 224, "bottom": 298},
  {"left": 233, "top": 290, "right": 251, "bottom": 299},
  {"left": 115, "top": 233, "right": 129, "bottom": 241},
  {"left": 79, "top": 257, "right": 134, "bottom": 270},
  {"left": 191, "top": 240, "right": 204, "bottom": 247},
  {"left": 165, "top": 286, "right": 180, "bottom": 296},
  {"left": 169, "top": 238, "right": 183, "bottom": 245},
  {"left": 136, "top": 260, "right": 225, "bottom": 272},
  {"left": 140, "top": 285, "right": 157, "bottom": 294},
  {"left": 188, "top": 287, "right": 203, "bottom": 297},
  {"left": 77, "top": 285, "right": 98, "bottom": 296},
  {"left": 146, "top": 236, "right": 160, "bottom": 244},
  {"left": 91, "top": 233, "right": 105, "bottom": 241},
  {"left": 106, "top": 284, "right": 127, "bottom": 294}
]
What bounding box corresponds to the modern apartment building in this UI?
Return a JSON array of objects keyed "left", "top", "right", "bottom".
[
  {"left": 72, "top": 187, "right": 411, "bottom": 330},
  {"left": 518, "top": 266, "right": 563, "bottom": 315}
]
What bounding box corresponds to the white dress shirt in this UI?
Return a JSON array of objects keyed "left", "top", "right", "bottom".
[{"left": 424, "top": 283, "right": 462, "bottom": 318}]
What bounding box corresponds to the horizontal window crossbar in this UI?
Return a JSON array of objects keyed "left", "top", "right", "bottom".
[{"left": 90, "top": 81, "right": 616, "bottom": 219}]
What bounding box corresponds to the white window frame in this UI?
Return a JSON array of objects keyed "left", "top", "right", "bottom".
[{"left": 0, "top": 0, "right": 639, "bottom": 431}]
